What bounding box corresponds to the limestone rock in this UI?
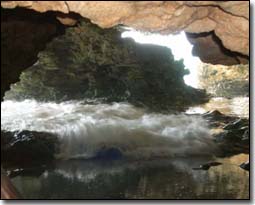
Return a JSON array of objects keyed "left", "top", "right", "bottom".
[
  {"left": 186, "top": 32, "right": 249, "bottom": 65},
  {"left": 198, "top": 63, "right": 249, "bottom": 98},
  {"left": 1, "top": 1, "right": 249, "bottom": 57}
]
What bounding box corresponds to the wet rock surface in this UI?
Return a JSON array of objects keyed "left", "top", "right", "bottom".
[
  {"left": 201, "top": 110, "right": 249, "bottom": 157},
  {"left": 192, "top": 161, "right": 222, "bottom": 170},
  {"left": 240, "top": 161, "right": 249, "bottom": 171},
  {"left": 202, "top": 110, "right": 238, "bottom": 127},
  {"left": 1, "top": 130, "right": 59, "bottom": 168}
]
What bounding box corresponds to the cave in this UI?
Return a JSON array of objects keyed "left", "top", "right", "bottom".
[{"left": 1, "top": 1, "right": 250, "bottom": 200}]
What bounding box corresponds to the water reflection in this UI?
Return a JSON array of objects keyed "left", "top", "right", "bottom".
[{"left": 11, "top": 155, "right": 249, "bottom": 199}]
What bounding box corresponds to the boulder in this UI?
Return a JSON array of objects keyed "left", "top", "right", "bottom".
[
  {"left": 1, "top": 130, "right": 59, "bottom": 167},
  {"left": 4, "top": 20, "right": 208, "bottom": 112},
  {"left": 214, "top": 118, "right": 249, "bottom": 156}
]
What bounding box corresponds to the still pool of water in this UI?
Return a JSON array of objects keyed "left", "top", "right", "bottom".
[
  {"left": 2, "top": 99, "right": 249, "bottom": 199},
  {"left": 10, "top": 154, "right": 249, "bottom": 199}
]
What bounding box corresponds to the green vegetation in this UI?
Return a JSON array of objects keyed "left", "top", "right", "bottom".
[{"left": 5, "top": 20, "right": 207, "bottom": 111}]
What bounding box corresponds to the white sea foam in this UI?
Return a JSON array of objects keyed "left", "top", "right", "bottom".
[{"left": 1, "top": 100, "right": 216, "bottom": 159}]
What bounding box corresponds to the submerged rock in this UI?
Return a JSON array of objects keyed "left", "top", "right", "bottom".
[{"left": 93, "top": 147, "right": 123, "bottom": 160}]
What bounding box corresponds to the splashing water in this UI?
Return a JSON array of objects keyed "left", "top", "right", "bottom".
[
  {"left": 186, "top": 97, "right": 249, "bottom": 118},
  {"left": 1, "top": 100, "right": 216, "bottom": 159}
]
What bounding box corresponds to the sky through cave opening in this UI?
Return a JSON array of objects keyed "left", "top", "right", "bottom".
[{"left": 121, "top": 29, "right": 201, "bottom": 88}]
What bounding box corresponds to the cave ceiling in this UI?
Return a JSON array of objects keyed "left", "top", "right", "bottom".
[
  {"left": 1, "top": 1, "right": 249, "bottom": 64},
  {"left": 1, "top": 1, "right": 249, "bottom": 98}
]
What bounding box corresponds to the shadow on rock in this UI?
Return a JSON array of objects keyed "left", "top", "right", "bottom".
[{"left": 1, "top": 130, "right": 59, "bottom": 168}]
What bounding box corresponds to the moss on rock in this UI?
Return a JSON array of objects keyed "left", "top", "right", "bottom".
[{"left": 5, "top": 20, "right": 208, "bottom": 112}]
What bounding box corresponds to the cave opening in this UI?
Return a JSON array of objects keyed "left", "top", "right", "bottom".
[
  {"left": 121, "top": 29, "right": 201, "bottom": 88},
  {"left": 120, "top": 28, "right": 249, "bottom": 118},
  {"left": 1, "top": 3, "right": 249, "bottom": 200}
]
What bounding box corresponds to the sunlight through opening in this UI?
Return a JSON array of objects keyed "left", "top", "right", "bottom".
[{"left": 121, "top": 29, "right": 201, "bottom": 88}]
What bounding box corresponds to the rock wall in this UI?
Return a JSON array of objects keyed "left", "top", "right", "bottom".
[
  {"left": 4, "top": 20, "right": 207, "bottom": 112},
  {"left": 198, "top": 63, "right": 249, "bottom": 98},
  {"left": 186, "top": 32, "right": 248, "bottom": 65},
  {"left": 1, "top": 1, "right": 249, "bottom": 60},
  {"left": 1, "top": 8, "right": 65, "bottom": 99},
  {"left": 1, "top": 2, "right": 249, "bottom": 100}
]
